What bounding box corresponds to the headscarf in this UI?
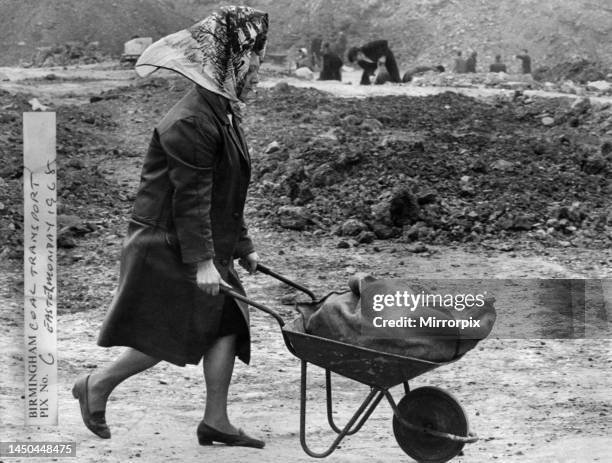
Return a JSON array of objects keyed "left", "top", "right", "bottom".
[{"left": 135, "top": 6, "right": 268, "bottom": 104}]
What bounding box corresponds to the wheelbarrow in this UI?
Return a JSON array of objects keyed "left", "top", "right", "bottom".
[{"left": 221, "top": 264, "right": 479, "bottom": 463}]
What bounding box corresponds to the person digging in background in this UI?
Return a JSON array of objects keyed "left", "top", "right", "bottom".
[
  {"left": 453, "top": 50, "right": 467, "bottom": 73},
  {"left": 466, "top": 50, "right": 477, "bottom": 73},
  {"left": 348, "top": 39, "right": 401, "bottom": 85},
  {"left": 72, "top": 5, "right": 268, "bottom": 449},
  {"left": 489, "top": 54, "right": 507, "bottom": 73},
  {"left": 516, "top": 49, "right": 532, "bottom": 74},
  {"left": 319, "top": 42, "right": 343, "bottom": 81}
]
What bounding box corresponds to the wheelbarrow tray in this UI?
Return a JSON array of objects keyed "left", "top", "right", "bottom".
[{"left": 281, "top": 315, "right": 459, "bottom": 389}]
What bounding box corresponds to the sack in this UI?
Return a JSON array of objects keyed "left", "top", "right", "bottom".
[{"left": 299, "top": 275, "right": 496, "bottom": 362}]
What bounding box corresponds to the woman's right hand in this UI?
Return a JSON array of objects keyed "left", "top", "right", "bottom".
[{"left": 196, "top": 259, "right": 229, "bottom": 295}]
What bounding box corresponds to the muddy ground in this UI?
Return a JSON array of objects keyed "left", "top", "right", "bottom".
[{"left": 0, "top": 64, "right": 611, "bottom": 463}]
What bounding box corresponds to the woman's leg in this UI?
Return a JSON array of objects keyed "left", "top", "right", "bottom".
[
  {"left": 202, "top": 334, "right": 238, "bottom": 434},
  {"left": 87, "top": 347, "right": 160, "bottom": 411}
]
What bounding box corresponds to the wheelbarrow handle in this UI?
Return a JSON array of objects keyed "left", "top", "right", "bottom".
[
  {"left": 220, "top": 284, "right": 286, "bottom": 328},
  {"left": 256, "top": 263, "right": 317, "bottom": 302}
]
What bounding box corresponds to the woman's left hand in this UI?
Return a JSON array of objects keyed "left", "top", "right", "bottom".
[{"left": 239, "top": 252, "right": 259, "bottom": 274}]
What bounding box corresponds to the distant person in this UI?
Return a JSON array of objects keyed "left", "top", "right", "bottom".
[
  {"left": 466, "top": 50, "right": 477, "bottom": 73},
  {"left": 453, "top": 50, "right": 467, "bottom": 73},
  {"left": 331, "top": 31, "right": 348, "bottom": 62},
  {"left": 347, "top": 40, "right": 401, "bottom": 85},
  {"left": 489, "top": 55, "right": 507, "bottom": 73},
  {"left": 319, "top": 42, "right": 342, "bottom": 81},
  {"left": 402, "top": 65, "right": 445, "bottom": 82},
  {"left": 310, "top": 35, "right": 323, "bottom": 69},
  {"left": 516, "top": 49, "right": 532, "bottom": 74}
]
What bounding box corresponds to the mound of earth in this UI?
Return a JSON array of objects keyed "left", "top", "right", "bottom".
[
  {"left": 0, "top": 0, "right": 191, "bottom": 66},
  {"left": 533, "top": 59, "right": 612, "bottom": 84},
  {"left": 245, "top": 85, "right": 612, "bottom": 248},
  {"left": 2, "top": 0, "right": 612, "bottom": 71}
]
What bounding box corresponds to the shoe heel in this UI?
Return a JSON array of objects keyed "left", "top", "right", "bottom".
[
  {"left": 71, "top": 384, "right": 78, "bottom": 399},
  {"left": 198, "top": 437, "right": 213, "bottom": 446}
]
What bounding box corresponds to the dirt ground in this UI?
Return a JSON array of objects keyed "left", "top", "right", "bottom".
[{"left": 0, "top": 63, "right": 611, "bottom": 463}]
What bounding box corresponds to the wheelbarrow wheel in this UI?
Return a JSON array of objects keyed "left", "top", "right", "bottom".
[{"left": 392, "top": 386, "right": 468, "bottom": 463}]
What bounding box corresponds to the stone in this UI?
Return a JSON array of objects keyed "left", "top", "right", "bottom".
[
  {"left": 337, "top": 151, "right": 362, "bottom": 167},
  {"left": 265, "top": 141, "right": 281, "bottom": 154},
  {"left": 582, "top": 154, "right": 607, "bottom": 175},
  {"left": 372, "top": 223, "right": 399, "bottom": 240},
  {"left": 342, "top": 115, "right": 362, "bottom": 126},
  {"left": 278, "top": 205, "right": 308, "bottom": 230},
  {"left": 67, "top": 158, "right": 85, "bottom": 169},
  {"left": 273, "top": 81, "right": 291, "bottom": 92},
  {"left": 586, "top": 80, "right": 611, "bottom": 92},
  {"left": 570, "top": 97, "right": 591, "bottom": 115},
  {"left": 512, "top": 215, "right": 534, "bottom": 230},
  {"left": 360, "top": 118, "right": 384, "bottom": 132},
  {"left": 379, "top": 134, "right": 425, "bottom": 153},
  {"left": 28, "top": 98, "right": 50, "bottom": 112},
  {"left": 403, "top": 221, "right": 429, "bottom": 241},
  {"left": 337, "top": 240, "right": 350, "bottom": 249},
  {"left": 341, "top": 219, "right": 368, "bottom": 236},
  {"left": 407, "top": 243, "right": 429, "bottom": 253},
  {"left": 557, "top": 202, "right": 587, "bottom": 224},
  {"left": 490, "top": 159, "right": 514, "bottom": 171},
  {"left": 356, "top": 231, "right": 376, "bottom": 244},
  {"left": 294, "top": 67, "right": 315, "bottom": 80},
  {"left": 371, "top": 187, "right": 420, "bottom": 227},
  {"left": 541, "top": 116, "right": 555, "bottom": 126},
  {"left": 57, "top": 234, "right": 77, "bottom": 249},
  {"left": 310, "top": 163, "right": 340, "bottom": 187},
  {"left": 417, "top": 191, "right": 437, "bottom": 205}
]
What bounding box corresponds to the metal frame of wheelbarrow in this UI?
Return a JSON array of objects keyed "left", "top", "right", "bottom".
[{"left": 221, "top": 264, "right": 478, "bottom": 460}]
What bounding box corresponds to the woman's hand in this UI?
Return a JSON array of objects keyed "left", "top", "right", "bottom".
[
  {"left": 196, "top": 259, "right": 229, "bottom": 295},
  {"left": 239, "top": 252, "right": 259, "bottom": 274}
]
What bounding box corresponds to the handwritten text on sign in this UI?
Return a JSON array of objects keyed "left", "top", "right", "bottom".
[{"left": 23, "top": 112, "right": 57, "bottom": 425}]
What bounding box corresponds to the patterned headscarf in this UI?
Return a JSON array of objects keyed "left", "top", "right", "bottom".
[{"left": 135, "top": 6, "right": 268, "bottom": 103}]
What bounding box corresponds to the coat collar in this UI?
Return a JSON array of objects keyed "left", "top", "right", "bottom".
[
  {"left": 195, "top": 86, "right": 250, "bottom": 167},
  {"left": 195, "top": 85, "right": 231, "bottom": 125}
]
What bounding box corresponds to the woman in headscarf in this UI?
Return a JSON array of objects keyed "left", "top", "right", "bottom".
[{"left": 72, "top": 6, "right": 269, "bottom": 449}]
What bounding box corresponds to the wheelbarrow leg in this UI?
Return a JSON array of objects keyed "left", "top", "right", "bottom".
[
  {"left": 300, "top": 360, "right": 385, "bottom": 458},
  {"left": 325, "top": 369, "right": 384, "bottom": 436}
]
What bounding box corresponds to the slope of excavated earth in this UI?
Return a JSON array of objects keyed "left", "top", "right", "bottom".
[
  {"left": 1, "top": 71, "right": 611, "bottom": 463},
  {"left": 244, "top": 85, "right": 612, "bottom": 249},
  {"left": 2, "top": 0, "right": 612, "bottom": 73}
]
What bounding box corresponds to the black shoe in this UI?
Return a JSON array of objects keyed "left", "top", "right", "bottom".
[
  {"left": 197, "top": 421, "right": 265, "bottom": 449},
  {"left": 72, "top": 375, "right": 111, "bottom": 439}
]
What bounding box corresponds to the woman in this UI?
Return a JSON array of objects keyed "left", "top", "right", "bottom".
[
  {"left": 72, "top": 6, "right": 269, "bottom": 449},
  {"left": 347, "top": 40, "right": 400, "bottom": 85},
  {"left": 319, "top": 42, "right": 342, "bottom": 81}
]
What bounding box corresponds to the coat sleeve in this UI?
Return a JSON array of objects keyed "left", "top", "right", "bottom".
[
  {"left": 161, "top": 117, "right": 219, "bottom": 264},
  {"left": 234, "top": 217, "right": 255, "bottom": 259},
  {"left": 362, "top": 40, "right": 389, "bottom": 61}
]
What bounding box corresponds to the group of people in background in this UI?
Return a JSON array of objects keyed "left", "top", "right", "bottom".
[
  {"left": 295, "top": 31, "right": 534, "bottom": 85},
  {"left": 454, "top": 48, "right": 532, "bottom": 74}
]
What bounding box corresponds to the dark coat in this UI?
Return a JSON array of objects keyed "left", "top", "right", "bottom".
[
  {"left": 357, "top": 40, "right": 401, "bottom": 85},
  {"left": 319, "top": 52, "right": 343, "bottom": 80},
  {"left": 98, "top": 86, "right": 255, "bottom": 366}
]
